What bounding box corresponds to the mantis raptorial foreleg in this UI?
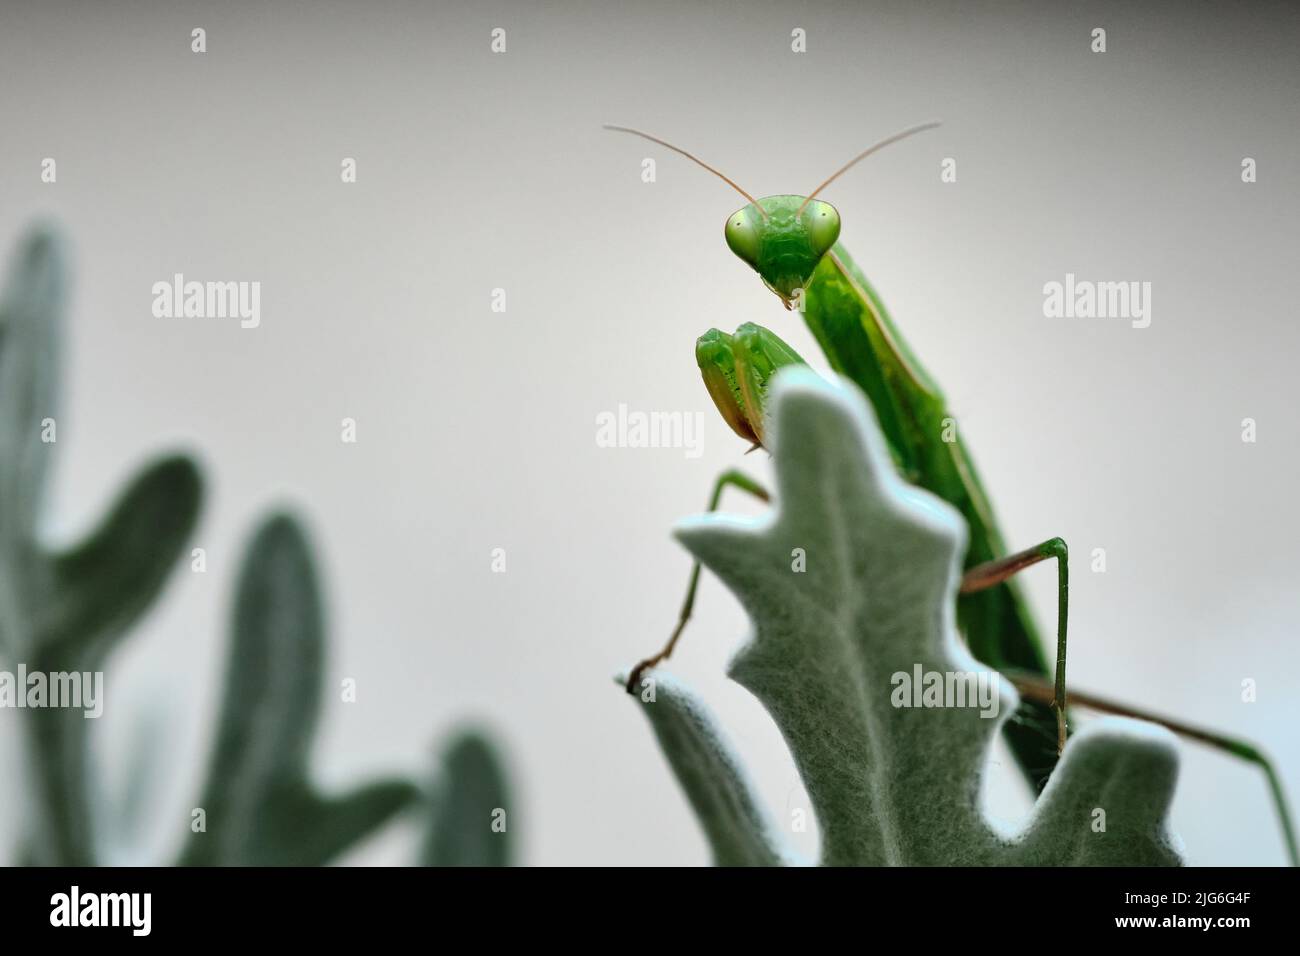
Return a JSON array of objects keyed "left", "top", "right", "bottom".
[
  {"left": 625, "top": 469, "right": 771, "bottom": 693},
  {"left": 960, "top": 537, "right": 1069, "bottom": 753}
]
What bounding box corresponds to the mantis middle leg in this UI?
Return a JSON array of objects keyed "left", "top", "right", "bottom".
[
  {"left": 625, "top": 469, "right": 770, "bottom": 693},
  {"left": 961, "top": 537, "right": 1069, "bottom": 752}
]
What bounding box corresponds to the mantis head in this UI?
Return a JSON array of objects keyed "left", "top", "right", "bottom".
[
  {"left": 725, "top": 196, "right": 840, "bottom": 307},
  {"left": 604, "top": 121, "right": 940, "bottom": 308},
  {"left": 603, "top": 121, "right": 939, "bottom": 442}
]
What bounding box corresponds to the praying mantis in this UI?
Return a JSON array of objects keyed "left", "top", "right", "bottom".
[{"left": 607, "top": 122, "right": 1298, "bottom": 865}]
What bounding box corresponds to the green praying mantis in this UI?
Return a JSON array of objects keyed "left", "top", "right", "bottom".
[{"left": 607, "top": 122, "right": 1299, "bottom": 866}]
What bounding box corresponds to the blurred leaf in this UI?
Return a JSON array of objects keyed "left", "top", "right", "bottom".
[
  {"left": 180, "top": 514, "right": 416, "bottom": 865},
  {"left": 39, "top": 455, "right": 201, "bottom": 660},
  {"left": 421, "top": 730, "right": 513, "bottom": 867},
  {"left": 0, "top": 227, "right": 505, "bottom": 869},
  {"left": 231, "top": 780, "right": 419, "bottom": 867},
  {"left": 0, "top": 226, "right": 202, "bottom": 865},
  {"left": 0, "top": 227, "right": 62, "bottom": 554},
  {"left": 108, "top": 695, "right": 171, "bottom": 861}
]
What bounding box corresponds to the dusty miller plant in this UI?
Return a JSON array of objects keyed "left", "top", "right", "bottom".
[
  {"left": 0, "top": 226, "right": 512, "bottom": 866},
  {"left": 625, "top": 368, "right": 1182, "bottom": 866}
]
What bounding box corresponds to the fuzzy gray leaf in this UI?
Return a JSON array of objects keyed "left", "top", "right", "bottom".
[
  {"left": 623, "top": 672, "right": 792, "bottom": 866},
  {"left": 634, "top": 368, "right": 1182, "bottom": 866}
]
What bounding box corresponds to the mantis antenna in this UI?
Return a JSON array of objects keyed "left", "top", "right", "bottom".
[
  {"left": 796, "top": 121, "right": 942, "bottom": 216},
  {"left": 603, "top": 124, "right": 768, "bottom": 218}
]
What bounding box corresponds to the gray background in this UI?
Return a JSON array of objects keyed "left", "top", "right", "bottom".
[{"left": 1, "top": 0, "right": 1297, "bottom": 865}]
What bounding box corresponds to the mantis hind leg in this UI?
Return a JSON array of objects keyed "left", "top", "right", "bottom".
[
  {"left": 965, "top": 538, "right": 1299, "bottom": 865},
  {"left": 1010, "top": 671, "right": 1300, "bottom": 867},
  {"left": 625, "top": 469, "right": 771, "bottom": 694},
  {"left": 961, "top": 537, "right": 1069, "bottom": 752}
]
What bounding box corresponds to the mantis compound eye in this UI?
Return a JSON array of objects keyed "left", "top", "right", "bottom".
[
  {"left": 724, "top": 207, "right": 762, "bottom": 267},
  {"left": 802, "top": 200, "right": 841, "bottom": 257}
]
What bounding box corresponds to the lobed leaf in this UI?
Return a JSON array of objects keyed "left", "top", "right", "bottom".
[{"left": 631, "top": 368, "right": 1182, "bottom": 866}]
